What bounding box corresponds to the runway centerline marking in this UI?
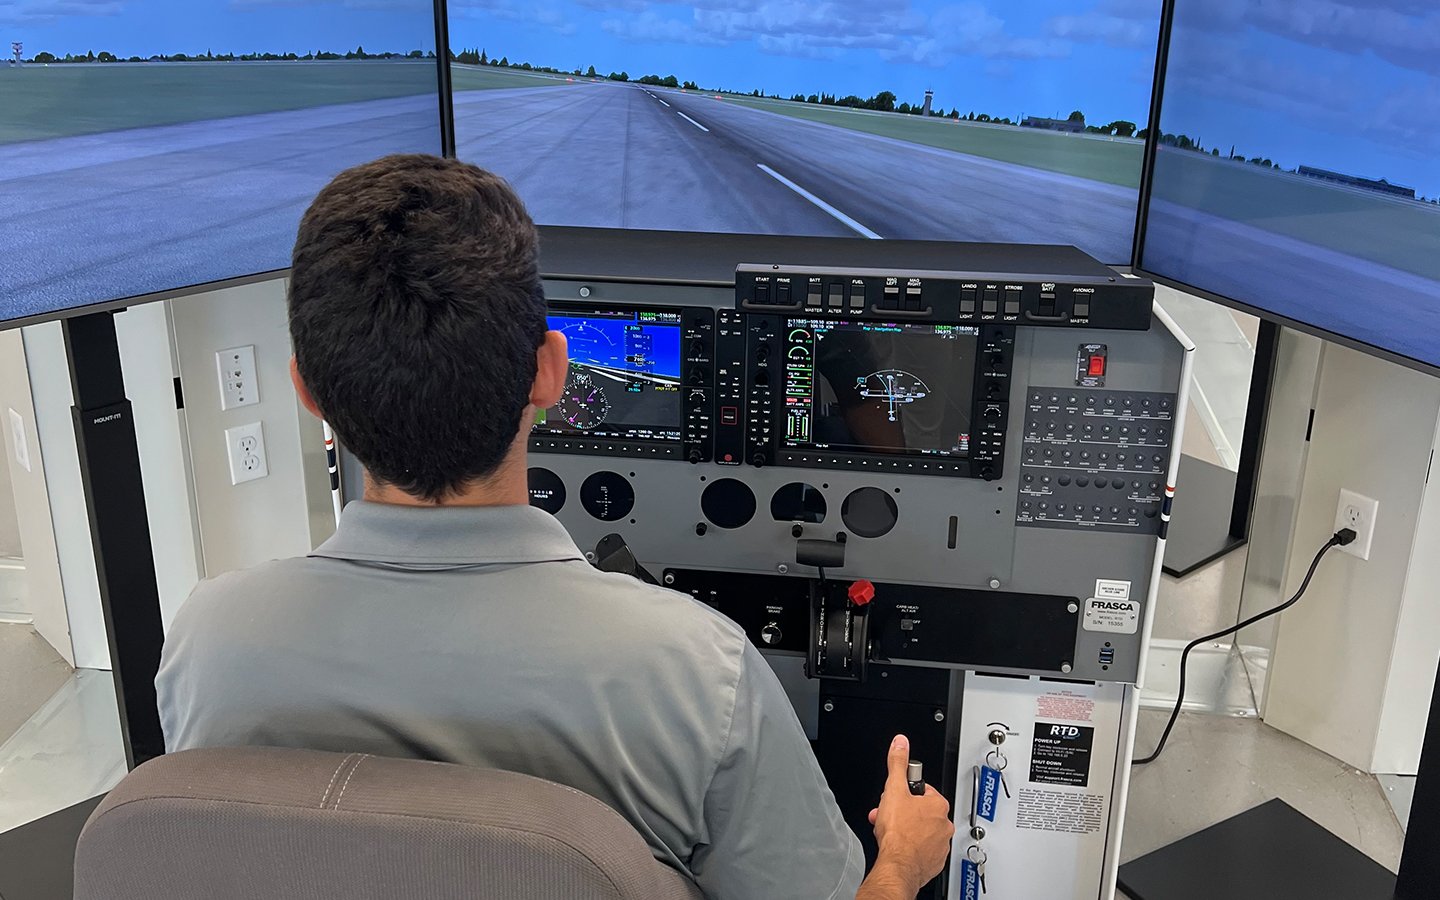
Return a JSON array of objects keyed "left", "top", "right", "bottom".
[
  {"left": 677, "top": 111, "right": 709, "bottom": 132},
  {"left": 756, "top": 164, "right": 882, "bottom": 240},
  {"left": 656, "top": 97, "right": 671, "bottom": 108}
]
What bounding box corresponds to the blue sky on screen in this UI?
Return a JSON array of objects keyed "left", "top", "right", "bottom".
[
  {"left": 0, "top": 0, "right": 437, "bottom": 58},
  {"left": 1, "top": 1, "right": 1433, "bottom": 193}
]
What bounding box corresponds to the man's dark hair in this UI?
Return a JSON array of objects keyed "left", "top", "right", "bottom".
[{"left": 289, "top": 154, "right": 546, "bottom": 501}]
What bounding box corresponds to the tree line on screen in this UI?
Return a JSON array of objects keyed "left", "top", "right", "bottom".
[{"left": 18, "top": 47, "right": 434, "bottom": 64}]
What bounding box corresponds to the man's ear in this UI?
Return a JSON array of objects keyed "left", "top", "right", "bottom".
[
  {"left": 290, "top": 357, "right": 324, "bottom": 419},
  {"left": 531, "top": 331, "right": 569, "bottom": 410}
]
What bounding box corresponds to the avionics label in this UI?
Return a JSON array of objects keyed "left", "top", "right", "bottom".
[{"left": 1030, "top": 723, "right": 1095, "bottom": 787}]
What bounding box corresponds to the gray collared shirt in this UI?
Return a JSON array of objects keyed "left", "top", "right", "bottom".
[{"left": 157, "top": 501, "right": 863, "bottom": 900}]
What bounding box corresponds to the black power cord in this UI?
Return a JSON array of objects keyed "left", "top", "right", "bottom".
[{"left": 1133, "top": 527, "right": 1357, "bottom": 766}]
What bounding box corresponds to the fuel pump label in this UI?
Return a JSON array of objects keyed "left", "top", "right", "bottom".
[{"left": 1082, "top": 597, "right": 1140, "bottom": 634}]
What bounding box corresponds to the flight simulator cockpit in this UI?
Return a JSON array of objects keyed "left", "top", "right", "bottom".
[{"left": 522, "top": 232, "right": 1191, "bottom": 900}]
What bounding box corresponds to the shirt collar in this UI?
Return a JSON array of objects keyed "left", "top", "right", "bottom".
[{"left": 311, "top": 500, "right": 586, "bottom": 566}]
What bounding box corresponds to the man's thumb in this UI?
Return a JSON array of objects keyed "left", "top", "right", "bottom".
[{"left": 886, "top": 734, "right": 911, "bottom": 785}]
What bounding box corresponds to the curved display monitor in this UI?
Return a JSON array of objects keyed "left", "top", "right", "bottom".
[
  {"left": 1140, "top": 0, "right": 1440, "bottom": 372},
  {"left": 449, "top": 1, "right": 1162, "bottom": 264},
  {"left": 0, "top": 1, "right": 442, "bottom": 329}
]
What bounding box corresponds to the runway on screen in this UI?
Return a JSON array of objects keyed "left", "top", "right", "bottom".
[
  {"left": 0, "top": 80, "right": 1135, "bottom": 321},
  {"left": 5, "top": 78, "right": 1432, "bottom": 369}
]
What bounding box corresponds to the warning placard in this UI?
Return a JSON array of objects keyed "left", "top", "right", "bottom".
[{"left": 1030, "top": 722, "right": 1095, "bottom": 787}]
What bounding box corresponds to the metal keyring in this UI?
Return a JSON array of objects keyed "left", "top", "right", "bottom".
[
  {"left": 966, "top": 844, "right": 988, "bottom": 866},
  {"left": 986, "top": 749, "right": 1008, "bottom": 771}
]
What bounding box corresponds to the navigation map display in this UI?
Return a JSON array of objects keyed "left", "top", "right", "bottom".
[
  {"left": 783, "top": 320, "right": 978, "bottom": 459},
  {"left": 535, "top": 309, "right": 683, "bottom": 443}
]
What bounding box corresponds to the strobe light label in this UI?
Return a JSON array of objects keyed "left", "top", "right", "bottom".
[{"left": 1083, "top": 597, "right": 1140, "bottom": 634}]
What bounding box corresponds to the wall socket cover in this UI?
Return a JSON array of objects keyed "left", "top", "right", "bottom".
[
  {"left": 225, "top": 421, "right": 269, "bottom": 485},
  {"left": 217, "top": 345, "right": 259, "bottom": 411},
  {"left": 1334, "top": 488, "right": 1379, "bottom": 561},
  {"left": 7, "top": 407, "right": 30, "bottom": 472}
]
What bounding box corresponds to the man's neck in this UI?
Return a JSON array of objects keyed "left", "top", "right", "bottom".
[{"left": 362, "top": 448, "right": 530, "bottom": 508}]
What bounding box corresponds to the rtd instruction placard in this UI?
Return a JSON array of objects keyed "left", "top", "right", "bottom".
[{"left": 1030, "top": 722, "right": 1095, "bottom": 787}]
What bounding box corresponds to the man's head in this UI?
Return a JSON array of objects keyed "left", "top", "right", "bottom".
[{"left": 288, "top": 154, "right": 567, "bottom": 503}]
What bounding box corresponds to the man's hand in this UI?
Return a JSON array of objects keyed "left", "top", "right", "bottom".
[{"left": 855, "top": 734, "right": 955, "bottom": 900}]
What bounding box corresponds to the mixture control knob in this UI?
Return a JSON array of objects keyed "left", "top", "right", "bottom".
[
  {"left": 760, "top": 622, "right": 783, "bottom": 645},
  {"left": 848, "top": 580, "right": 875, "bottom": 607}
]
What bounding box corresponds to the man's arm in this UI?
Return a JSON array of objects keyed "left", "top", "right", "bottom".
[
  {"left": 856, "top": 734, "right": 956, "bottom": 900},
  {"left": 689, "top": 643, "right": 865, "bottom": 900}
]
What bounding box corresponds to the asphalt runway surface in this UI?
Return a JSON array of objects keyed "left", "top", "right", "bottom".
[
  {"left": 7, "top": 79, "right": 1432, "bottom": 370},
  {"left": 1, "top": 80, "right": 1136, "bottom": 323},
  {"left": 455, "top": 81, "right": 1138, "bottom": 256},
  {"left": 0, "top": 94, "right": 440, "bottom": 322},
  {"left": 1144, "top": 200, "right": 1440, "bottom": 368}
]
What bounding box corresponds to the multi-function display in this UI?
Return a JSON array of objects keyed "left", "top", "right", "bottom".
[{"left": 781, "top": 319, "right": 980, "bottom": 460}]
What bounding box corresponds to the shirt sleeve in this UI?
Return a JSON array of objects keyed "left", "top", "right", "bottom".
[{"left": 689, "top": 642, "right": 865, "bottom": 900}]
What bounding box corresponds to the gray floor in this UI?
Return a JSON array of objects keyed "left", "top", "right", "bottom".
[
  {"left": 0, "top": 623, "right": 71, "bottom": 745},
  {"left": 1122, "top": 710, "right": 1406, "bottom": 878},
  {"left": 1120, "top": 547, "right": 1407, "bottom": 893}
]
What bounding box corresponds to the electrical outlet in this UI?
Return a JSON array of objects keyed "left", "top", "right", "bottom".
[
  {"left": 1334, "top": 489, "right": 1379, "bottom": 561},
  {"left": 225, "top": 422, "right": 269, "bottom": 485},
  {"left": 7, "top": 408, "right": 30, "bottom": 472},
  {"left": 216, "top": 345, "right": 259, "bottom": 410}
]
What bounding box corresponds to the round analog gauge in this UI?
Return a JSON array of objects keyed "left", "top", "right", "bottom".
[{"left": 558, "top": 372, "right": 610, "bottom": 430}]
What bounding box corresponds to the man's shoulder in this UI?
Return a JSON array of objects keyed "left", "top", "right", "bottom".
[{"left": 559, "top": 562, "right": 751, "bottom": 650}]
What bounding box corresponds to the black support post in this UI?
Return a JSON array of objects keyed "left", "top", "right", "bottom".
[
  {"left": 61, "top": 311, "right": 166, "bottom": 767},
  {"left": 1394, "top": 650, "right": 1440, "bottom": 898}
]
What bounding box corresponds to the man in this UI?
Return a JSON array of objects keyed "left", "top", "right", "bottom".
[{"left": 156, "top": 155, "right": 953, "bottom": 899}]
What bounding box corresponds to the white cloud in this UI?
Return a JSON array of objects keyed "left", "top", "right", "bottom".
[
  {"left": 229, "top": 0, "right": 430, "bottom": 8},
  {"left": 1183, "top": 0, "right": 1440, "bottom": 78},
  {"left": 0, "top": 0, "right": 123, "bottom": 26},
  {"left": 599, "top": 1, "right": 1069, "bottom": 67},
  {"left": 449, "top": 0, "right": 577, "bottom": 35},
  {"left": 1045, "top": 12, "right": 1153, "bottom": 48}
]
